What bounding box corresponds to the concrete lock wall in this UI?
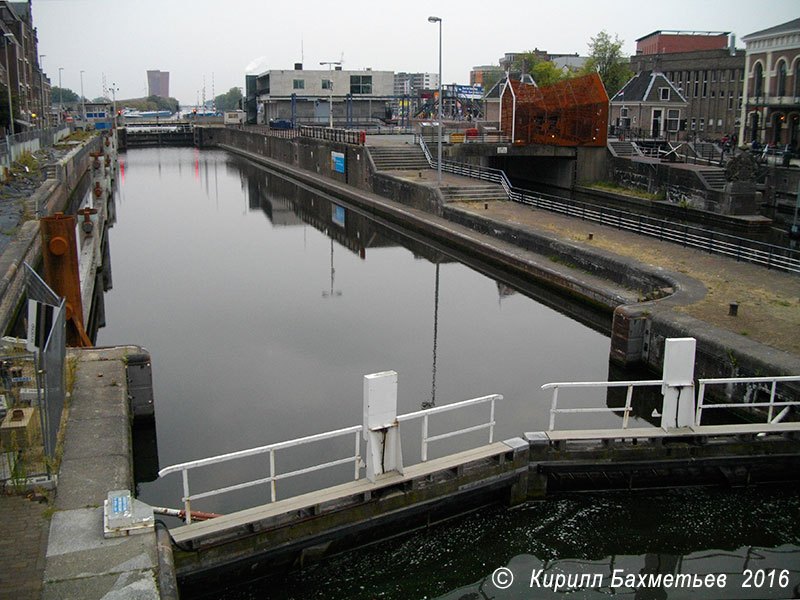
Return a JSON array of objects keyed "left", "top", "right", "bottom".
[
  {"left": 202, "top": 128, "right": 372, "bottom": 192},
  {"left": 609, "top": 156, "right": 721, "bottom": 211}
]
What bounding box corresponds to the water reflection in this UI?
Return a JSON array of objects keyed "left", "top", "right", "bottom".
[{"left": 97, "top": 147, "right": 615, "bottom": 518}]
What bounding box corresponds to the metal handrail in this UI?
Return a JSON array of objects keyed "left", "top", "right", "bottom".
[
  {"left": 416, "top": 136, "right": 800, "bottom": 274},
  {"left": 159, "top": 392, "right": 503, "bottom": 524},
  {"left": 696, "top": 375, "right": 800, "bottom": 425},
  {"left": 159, "top": 424, "right": 363, "bottom": 524},
  {"left": 542, "top": 380, "right": 664, "bottom": 431},
  {"left": 397, "top": 394, "right": 502, "bottom": 461}
]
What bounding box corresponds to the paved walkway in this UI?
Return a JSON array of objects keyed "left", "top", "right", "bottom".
[
  {"left": 0, "top": 492, "right": 52, "bottom": 599},
  {"left": 378, "top": 159, "right": 800, "bottom": 358}
]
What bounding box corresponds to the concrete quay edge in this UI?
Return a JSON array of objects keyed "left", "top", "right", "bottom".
[{"left": 42, "top": 345, "right": 162, "bottom": 600}]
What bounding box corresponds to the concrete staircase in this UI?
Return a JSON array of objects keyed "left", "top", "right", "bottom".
[
  {"left": 608, "top": 140, "right": 642, "bottom": 158},
  {"left": 697, "top": 168, "right": 727, "bottom": 191},
  {"left": 368, "top": 145, "right": 430, "bottom": 170},
  {"left": 693, "top": 142, "right": 722, "bottom": 162},
  {"left": 439, "top": 183, "right": 508, "bottom": 203}
]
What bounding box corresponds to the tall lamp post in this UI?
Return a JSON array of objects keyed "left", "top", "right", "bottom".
[
  {"left": 319, "top": 60, "right": 341, "bottom": 128},
  {"left": 57, "top": 67, "right": 63, "bottom": 124},
  {"left": 79, "top": 70, "right": 86, "bottom": 126},
  {"left": 428, "top": 16, "right": 442, "bottom": 185},
  {"left": 3, "top": 33, "right": 16, "bottom": 136},
  {"left": 38, "top": 54, "right": 45, "bottom": 128}
]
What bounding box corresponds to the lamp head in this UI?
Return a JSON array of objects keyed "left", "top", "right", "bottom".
[{"left": 428, "top": 16, "right": 441, "bottom": 23}]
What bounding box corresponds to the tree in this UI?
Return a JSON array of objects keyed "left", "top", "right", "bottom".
[
  {"left": 531, "top": 61, "right": 570, "bottom": 87},
  {"left": 214, "top": 87, "right": 243, "bottom": 111},
  {"left": 580, "top": 31, "right": 632, "bottom": 97},
  {"left": 51, "top": 86, "right": 80, "bottom": 103}
]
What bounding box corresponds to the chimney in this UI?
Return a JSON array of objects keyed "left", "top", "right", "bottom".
[{"left": 729, "top": 34, "right": 736, "bottom": 56}]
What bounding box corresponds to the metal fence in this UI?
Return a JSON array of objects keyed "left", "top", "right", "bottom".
[
  {"left": 300, "top": 125, "right": 364, "bottom": 145},
  {"left": 0, "top": 124, "right": 73, "bottom": 164},
  {"left": 418, "top": 138, "right": 800, "bottom": 274},
  {"left": 0, "top": 352, "right": 46, "bottom": 485},
  {"left": 159, "top": 392, "right": 503, "bottom": 524},
  {"left": 542, "top": 374, "right": 800, "bottom": 431}
]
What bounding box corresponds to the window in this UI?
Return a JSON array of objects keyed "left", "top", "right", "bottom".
[
  {"left": 350, "top": 75, "right": 372, "bottom": 94},
  {"left": 730, "top": 69, "right": 735, "bottom": 81},
  {"left": 691, "top": 117, "right": 696, "bottom": 130},
  {"left": 795, "top": 62, "right": 800, "bottom": 97},
  {"left": 699, "top": 117, "right": 705, "bottom": 131},
  {"left": 293, "top": 79, "right": 305, "bottom": 90},
  {"left": 702, "top": 71, "right": 708, "bottom": 97},
  {"left": 322, "top": 79, "right": 332, "bottom": 90},
  {"left": 660, "top": 87, "right": 670, "bottom": 101},
  {"left": 776, "top": 60, "right": 787, "bottom": 96},
  {"left": 718, "top": 119, "right": 723, "bottom": 127},
  {"left": 753, "top": 63, "right": 763, "bottom": 97},
  {"left": 711, "top": 70, "right": 716, "bottom": 82},
  {"left": 693, "top": 72, "right": 700, "bottom": 97},
  {"left": 728, "top": 94, "right": 734, "bottom": 110},
  {"left": 667, "top": 109, "right": 680, "bottom": 131},
  {"left": 711, "top": 90, "right": 716, "bottom": 98},
  {"left": 721, "top": 70, "right": 726, "bottom": 82}
]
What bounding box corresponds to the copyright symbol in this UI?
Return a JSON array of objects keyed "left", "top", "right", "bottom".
[{"left": 492, "top": 567, "right": 514, "bottom": 589}]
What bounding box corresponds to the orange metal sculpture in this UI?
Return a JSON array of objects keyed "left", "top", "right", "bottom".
[{"left": 501, "top": 73, "right": 609, "bottom": 147}]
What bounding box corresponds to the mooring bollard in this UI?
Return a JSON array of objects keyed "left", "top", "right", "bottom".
[{"left": 729, "top": 302, "right": 739, "bottom": 316}]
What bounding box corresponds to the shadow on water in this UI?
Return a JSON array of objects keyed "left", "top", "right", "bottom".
[{"left": 193, "top": 486, "right": 800, "bottom": 600}]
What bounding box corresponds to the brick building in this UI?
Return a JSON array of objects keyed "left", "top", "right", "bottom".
[
  {"left": 636, "top": 30, "right": 729, "bottom": 55},
  {"left": 630, "top": 47, "right": 745, "bottom": 141},
  {"left": 738, "top": 18, "right": 800, "bottom": 147},
  {"left": 610, "top": 71, "right": 687, "bottom": 139},
  {"left": 0, "top": 0, "right": 50, "bottom": 132}
]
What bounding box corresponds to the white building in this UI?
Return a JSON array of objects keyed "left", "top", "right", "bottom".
[{"left": 249, "top": 64, "right": 395, "bottom": 126}]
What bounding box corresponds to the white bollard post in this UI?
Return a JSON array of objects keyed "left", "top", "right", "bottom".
[
  {"left": 660, "top": 338, "right": 697, "bottom": 430},
  {"left": 363, "top": 371, "right": 403, "bottom": 483}
]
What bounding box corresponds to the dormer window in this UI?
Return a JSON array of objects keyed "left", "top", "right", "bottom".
[{"left": 659, "top": 87, "right": 670, "bottom": 101}]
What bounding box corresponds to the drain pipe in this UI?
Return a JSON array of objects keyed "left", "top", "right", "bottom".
[{"left": 155, "top": 523, "right": 180, "bottom": 600}]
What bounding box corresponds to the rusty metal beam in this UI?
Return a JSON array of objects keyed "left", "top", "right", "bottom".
[{"left": 40, "top": 212, "right": 92, "bottom": 347}]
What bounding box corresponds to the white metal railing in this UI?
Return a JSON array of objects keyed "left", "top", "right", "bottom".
[
  {"left": 397, "top": 394, "right": 501, "bottom": 461},
  {"left": 542, "top": 380, "right": 664, "bottom": 431},
  {"left": 696, "top": 375, "right": 800, "bottom": 425},
  {"left": 159, "top": 393, "right": 503, "bottom": 524},
  {"left": 158, "top": 425, "right": 363, "bottom": 524}
]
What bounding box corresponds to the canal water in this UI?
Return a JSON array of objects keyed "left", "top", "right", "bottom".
[{"left": 96, "top": 147, "right": 799, "bottom": 599}]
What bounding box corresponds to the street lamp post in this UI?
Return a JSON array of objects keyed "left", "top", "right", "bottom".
[
  {"left": 428, "top": 16, "right": 442, "bottom": 185},
  {"left": 3, "top": 33, "right": 16, "bottom": 136},
  {"left": 57, "top": 67, "right": 63, "bottom": 124},
  {"left": 38, "top": 54, "right": 45, "bottom": 128},
  {"left": 319, "top": 61, "right": 341, "bottom": 128},
  {"left": 110, "top": 82, "right": 117, "bottom": 121},
  {"left": 80, "top": 70, "right": 86, "bottom": 127}
]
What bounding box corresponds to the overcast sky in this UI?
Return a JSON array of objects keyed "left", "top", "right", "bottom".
[{"left": 33, "top": 0, "right": 799, "bottom": 106}]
